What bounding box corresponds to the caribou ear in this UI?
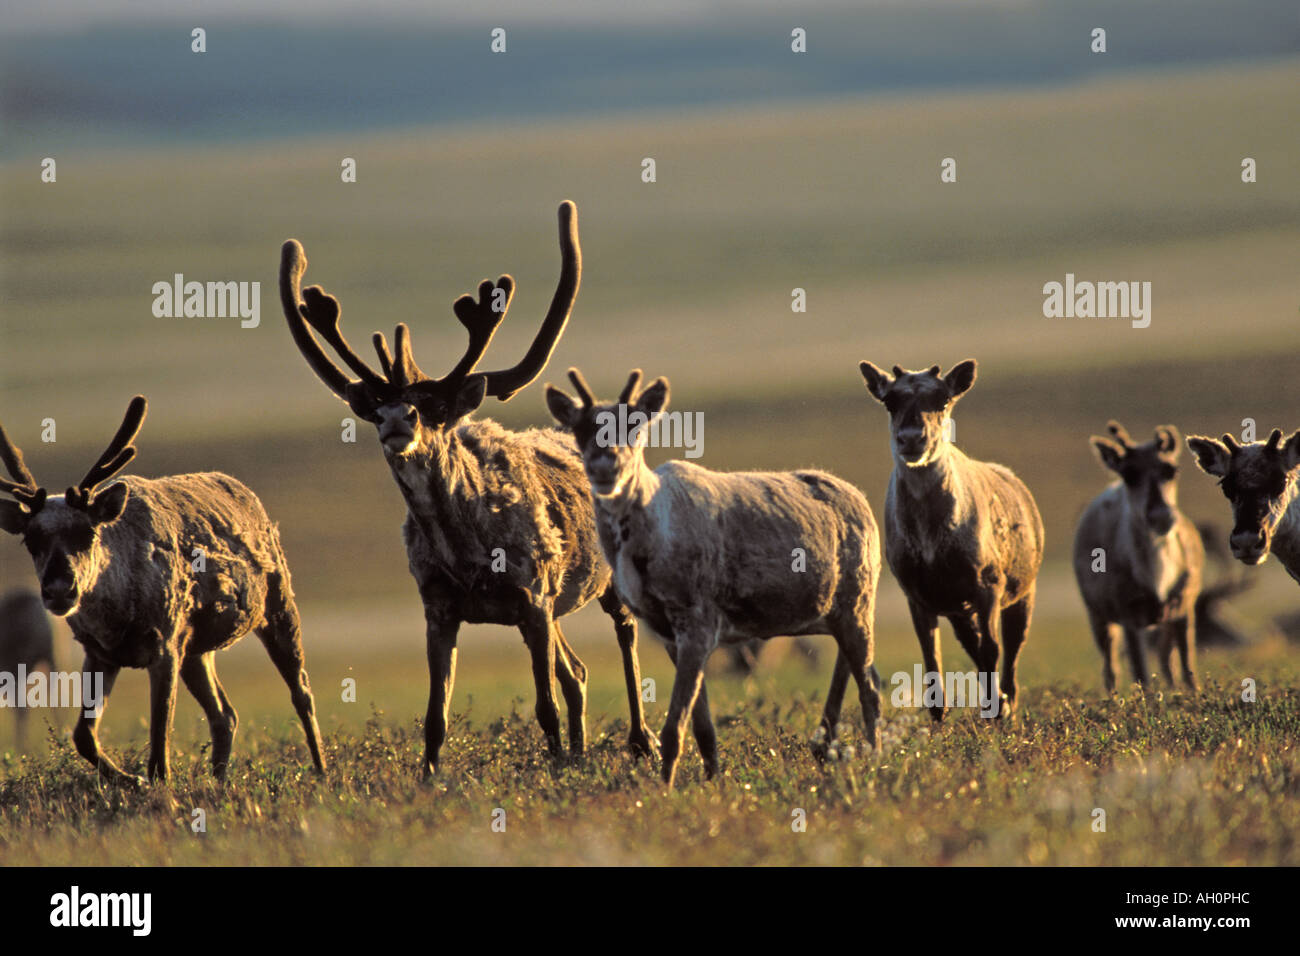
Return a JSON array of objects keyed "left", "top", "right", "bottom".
[
  {"left": 88, "top": 482, "right": 129, "bottom": 525},
  {"left": 0, "top": 500, "right": 29, "bottom": 535},
  {"left": 1281, "top": 430, "right": 1300, "bottom": 472},
  {"left": 1091, "top": 437, "right": 1126, "bottom": 474},
  {"left": 1186, "top": 436, "right": 1231, "bottom": 478},
  {"left": 944, "top": 359, "right": 977, "bottom": 399},
  {"left": 545, "top": 384, "right": 582, "bottom": 430},
  {"left": 450, "top": 374, "right": 488, "bottom": 420},
  {"left": 858, "top": 361, "right": 892, "bottom": 402},
  {"left": 636, "top": 377, "right": 670, "bottom": 420}
]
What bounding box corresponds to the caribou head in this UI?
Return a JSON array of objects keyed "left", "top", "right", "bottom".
[
  {"left": 1090, "top": 420, "right": 1183, "bottom": 537},
  {"left": 0, "top": 397, "right": 147, "bottom": 615},
  {"left": 1187, "top": 428, "right": 1300, "bottom": 565},
  {"left": 280, "top": 201, "right": 581, "bottom": 456},
  {"left": 859, "top": 360, "right": 977, "bottom": 467},
  {"left": 546, "top": 368, "right": 669, "bottom": 498}
]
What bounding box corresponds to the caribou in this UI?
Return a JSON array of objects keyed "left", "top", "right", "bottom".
[
  {"left": 0, "top": 397, "right": 325, "bottom": 784},
  {"left": 279, "top": 201, "right": 657, "bottom": 776},
  {"left": 1186, "top": 428, "right": 1300, "bottom": 584},
  {"left": 1073, "top": 422, "right": 1203, "bottom": 692},
  {"left": 859, "top": 359, "right": 1044, "bottom": 720},
  {"left": 547, "top": 368, "right": 883, "bottom": 788},
  {"left": 0, "top": 588, "right": 54, "bottom": 750}
]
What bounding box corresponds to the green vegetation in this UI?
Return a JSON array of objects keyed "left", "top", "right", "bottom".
[{"left": 3, "top": 649, "right": 1296, "bottom": 865}]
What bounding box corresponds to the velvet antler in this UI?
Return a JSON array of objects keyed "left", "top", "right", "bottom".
[{"left": 66, "top": 396, "right": 147, "bottom": 510}]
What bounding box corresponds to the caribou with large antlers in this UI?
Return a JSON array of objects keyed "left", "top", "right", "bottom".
[
  {"left": 0, "top": 397, "right": 325, "bottom": 784},
  {"left": 1073, "top": 421, "right": 1203, "bottom": 692},
  {"left": 1186, "top": 427, "right": 1300, "bottom": 584},
  {"left": 547, "top": 368, "right": 883, "bottom": 789},
  {"left": 280, "top": 201, "right": 657, "bottom": 775}
]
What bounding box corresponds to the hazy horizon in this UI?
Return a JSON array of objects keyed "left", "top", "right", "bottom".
[{"left": 3, "top": 1, "right": 1296, "bottom": 157}]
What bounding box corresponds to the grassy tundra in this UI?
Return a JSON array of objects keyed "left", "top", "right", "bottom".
[
  {"left": 2, "top": 661, "right": 1298, "bottom": 865},
  {"left": 2, "top": 62, "right": 1298, "bottom": 864}
]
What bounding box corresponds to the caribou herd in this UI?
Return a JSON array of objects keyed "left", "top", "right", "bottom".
[{"left": 1, "top": 200, "right": 1296, "bottom": 788}]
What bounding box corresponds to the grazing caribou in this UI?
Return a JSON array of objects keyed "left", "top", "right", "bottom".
[
  {"left": 1073, "top": 422, "right": 1203, "bottom": 692},
  {"left": 1186, "top": 428, "right": 1300, "bottom": 584},
  {"left": 0, "top": 398, "right": 325, "bottom": 784},
  {"left": 547, "top": 369, "right": 883, "bottom": 788},
  {"left": 280, "top": 202, "right": 657, "bottom": 776},
  {"left": 0, "top": 588, "right": 55, "bottom": 750},
  {"left": 859, "top": 359, "right": 1044, "bottom": 720}
]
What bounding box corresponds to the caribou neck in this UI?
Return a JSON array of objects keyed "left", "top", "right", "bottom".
[
  {"left": 891, "top": 441, "right": 970, "bottom": 528},
  {"left": 384, "top": 426, "right": 485, "bottom": 539},
  {"left": 594, "top": 456, "right": 661, "bottom": 525},
  {"left": 1115, "top": 492, "right": 1178, "bottom": 589},
  {"left": 1272, "top": 485, "right": 1300, "bottom": 574}
]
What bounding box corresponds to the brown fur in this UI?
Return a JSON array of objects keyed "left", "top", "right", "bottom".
[
  {"left": 0, "top": 588, "right": 55, "bottom": 750},
  {"left": 1186, "top": 428, "right": 1300, "bottom": 584},
  {"left": 0, "top": 400, "right": 325, "bottom": 785},
  {"left": 549, "top": 368, "right": 883, "bottom": 789},
  {"left": 859, "top": 359, "right": 1044, "bottom": 720},
  {"left": 1073, "top": 421, "right": 1203, "bottom": 692},
  {"left": 279, "top": 203, "right": 657, "bottom": 775}
]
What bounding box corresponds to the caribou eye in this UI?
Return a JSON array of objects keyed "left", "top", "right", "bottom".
[
  {"left": 415, "top": 398, "right": 448, "bottom": 420},
  {"left": 351, "top": 394, "right": 385, "bottom": 423}
]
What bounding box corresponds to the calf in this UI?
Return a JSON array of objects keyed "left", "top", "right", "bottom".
[
  {"left": 859, "top": 359, "right": 1044, "bottom": 719},
  {"left": 547, "top": 369, "right": 883, "bottom": 788},
  {"left": 1073, "top": 421, "right": 1203, "bottom": 692}
]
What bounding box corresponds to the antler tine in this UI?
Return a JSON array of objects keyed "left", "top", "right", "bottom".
[
  {"left": 77, "top": 395, "right": 147, "bottom": 495},
  {"left": 441, "top": 275, "right": 514, "bottom": 385},
  {"left": 1154, "top": 424, "right": 1179, "bottom": 452},
  {"left": 280, "top": 240, "right": 357, "bottom": 399},
  {"left": 1221, "top": 433, "right": 1241, "bottom": 453},
  {"left": 1266, "top": 428, "right": 1283, "bottom": 451},
  {"left": 567, "top": 368, "right": 596, "bottom": 408},
  {"left": 279, "top": 240, "right": 386, "bottom": 388},
  {"left": 0, "top": 420, "right": 46, "bottom": 512},
  {"left": 0, "top": 469, "right": 47, "bottom": 513},
  {"left": 387, "top": 324, "right": 420, "bottom": 388},
  {"left": 1106, "top": 420, "right": 1135, "bottom": 450},
  {"left": 373, "top": 331, "right": 396, "bottom": 383},
  {"left": 481, "top": 201, "right": 581, "bottom": 402},
  {"left": 298, "top": 284, "right": 388, "bottom": 386},
  {"left": 0, "top": 422, "right": 39, "bottom": 491},
  {"left": 618, "top": 369, "right": 643, "bottom": 404}
]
